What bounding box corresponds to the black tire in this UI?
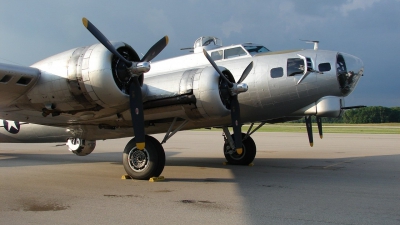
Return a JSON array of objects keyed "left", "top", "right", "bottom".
[
  {"left": 122, "top": 135, "right": 165, "bottom": 180},
  {"left": 223, "top": 133, "right": 256, "bottom": 165},
  {"left": 146, "top": 135, "right": 166, "bottom": 177}
]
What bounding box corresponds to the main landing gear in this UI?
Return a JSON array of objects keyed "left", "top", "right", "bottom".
[
  {"left": 122, "top": 118, "right": 188, "bottom": 180},
  {"left": 223, "top": 133, "right": 256, "bottom": 165},
  {"left": 122, "top": 135, "right": 165, "bottom": 180},
  {"left": 222, "top": 126, "right": 257, "bottom": 165},
  {"left": 222, "top": 122, "right": 265, "bottom": 165},
  {"left": 121, "top": 121, "right": 264, "bottom": 180}
]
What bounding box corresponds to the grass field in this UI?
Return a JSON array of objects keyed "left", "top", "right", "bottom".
[{"left": 202, "top": 123, "right": 400, "bottom": 134}]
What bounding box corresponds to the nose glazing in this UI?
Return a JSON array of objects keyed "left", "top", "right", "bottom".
[{"left": 337, "top": 53, "right": 364, "bottom": 96}]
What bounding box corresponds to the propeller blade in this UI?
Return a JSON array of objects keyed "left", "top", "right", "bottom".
[
  {"left": 237, "top": 61, "right": 253, "bottom": 84},
  {"left": 129, "top": 78, "right": 145, "bottom": 150},
  {"left": 83, "top": 18, "right": 170, "bottom": 151},
  {"left": 230, "top": 96, "right": 243, "bottom": 153},
  {"left": 141, "top": 36, "right": 169, "bottom": 62},
  {"left": 82, "top": 17, "right": 132, "bottom": 67},
  {"left": 202, "top": 49, "right": 233, "bottom": 87},
  {"left": 202, "top": 48, "right": 247, "bottom": 153},
  {"left": 316, "top": 116, "right": 323, "bottom": 139},
  {"left": 305, "top": 116, "right": 313, "bottom": 147}
]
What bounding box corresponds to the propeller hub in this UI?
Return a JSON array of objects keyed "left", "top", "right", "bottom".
[
  {"left": 230, "top": 83, "right": 248, "bottom": 96},
  {"left": 128, "top": 62, "right": 151, "bottom": 76}
]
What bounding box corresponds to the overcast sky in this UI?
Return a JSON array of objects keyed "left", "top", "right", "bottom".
[{"left": 0, "top": 0, "right": 399, "bottom": 107}]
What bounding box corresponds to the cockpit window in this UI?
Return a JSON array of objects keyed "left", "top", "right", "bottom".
[
  {"left": 287, "top": 58, "right": 304, "bottom": 76},
  {"left": 211, "top": 50, "right": 223, "bottom": 61},
  {"left": 318, "top": 63, "right": 331, "bottom": 72},
  {"left": 244, "top": 46, "right": 270, "bottom": 55},
  {"left": 224, "top": 47, "right": 247, "bottom": 59}
]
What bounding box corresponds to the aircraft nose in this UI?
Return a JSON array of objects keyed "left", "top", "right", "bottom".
[{"left": 336, "top": 52, "right": 364, "bottom": 96}]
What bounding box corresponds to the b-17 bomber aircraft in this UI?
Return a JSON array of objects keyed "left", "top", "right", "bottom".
[{"left": 0, "top": 18, "right": 364, "bottom": 180}]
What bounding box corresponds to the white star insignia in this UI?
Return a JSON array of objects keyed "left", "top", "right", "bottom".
[{"left": 6, "top": 120, "right": 19, "bottom": 131}]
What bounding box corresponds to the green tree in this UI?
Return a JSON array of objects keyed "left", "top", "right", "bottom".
[{"left": 290, "top": 106, "right": 400, "bottom": 124}]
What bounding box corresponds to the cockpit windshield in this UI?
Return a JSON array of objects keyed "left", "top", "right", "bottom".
[{"left": 244, "top": 46, "right": 270, "bottom": 55}]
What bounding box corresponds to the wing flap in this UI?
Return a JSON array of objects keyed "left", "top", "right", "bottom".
[{"left": 0, "top": 63, "right": 41, "bottom": 107}]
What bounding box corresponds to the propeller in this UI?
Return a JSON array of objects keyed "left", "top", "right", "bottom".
[
  {"left": 141, "top": 36, "right": 170, "bottom": 62},
  {"left": 305, "top": 116, "right": 313, "bottom": 147},
  {"left": 316, "top": 116, "right": 323, "bottom": 139},
  {"left": 202, "top": 49, "right": 253, "bottom": 154},
  {"left": 82, "top": 17, "right": 168, "bottom": 150}
]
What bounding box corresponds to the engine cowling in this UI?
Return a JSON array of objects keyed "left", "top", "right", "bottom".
[
  {"left": 27, "top": 42, "right": 140, "bottom": 115},
  {"left": 192, "top": 66, "right": 232, "bottom": 118},
  {"left": 66, "top": 41, "right": 142, "bottom": 108}
]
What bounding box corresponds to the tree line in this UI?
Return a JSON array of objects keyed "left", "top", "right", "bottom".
[{"left": 291, "top": 106, "right": 400, "bottom": 124}]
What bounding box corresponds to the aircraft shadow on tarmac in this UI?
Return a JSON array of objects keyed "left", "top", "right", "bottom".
[
  {"left": 1, "top": 149, "right": 399, "bottom": 177},
  {"left": 2, "top": 148, "right": 400, "bottom": 224}
]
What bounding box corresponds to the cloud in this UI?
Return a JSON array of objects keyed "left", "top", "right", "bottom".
[
  {"left": 221, "top": 17, "right": 243, "bottom": 38},
  {"left": 0, "top": 0, "right": 399, "bottom": 106},
  {"left": 339, "top": 0, "right": 381, "bottom": 16},
  {"left": 279, "top": 1, "right": 295, "bottom": 14},
  {"left": 275, "top": 1, "right": 329, "bottom": 34},
  {"left": 144, "top": 8, "right": 176, "bottom": 37}
]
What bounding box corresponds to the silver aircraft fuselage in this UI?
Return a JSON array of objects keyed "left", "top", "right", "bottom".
[{"left": 0, "top": 41, "right": 363, "bottom": 142}]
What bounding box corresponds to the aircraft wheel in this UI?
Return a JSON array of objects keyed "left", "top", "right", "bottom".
[
  {"left": 123, "top": 135, "right": 165, "bottom": 180},
  {"left": 223, "top": 133, "right": 256, "bottom": 165}
]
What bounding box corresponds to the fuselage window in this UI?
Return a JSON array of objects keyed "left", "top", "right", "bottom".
[
  {"left": 224, "top": 47, "right": 247, "bottom": 59},
  {"left": 318, "top": 63, "right": 331, "bottom": 72},
  {"left": 271, "top": 67, "right": 284, "bottom": 78},
  {"left": 211, "top": 50, "right": 223, "bottom": 61},
  {"left": 287, "top": 58, "right": 304, "bottom": 76}
]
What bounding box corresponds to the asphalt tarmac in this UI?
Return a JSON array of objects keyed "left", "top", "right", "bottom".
[{"left": 1, "top": 131, "right": 399, "bottom": 225}]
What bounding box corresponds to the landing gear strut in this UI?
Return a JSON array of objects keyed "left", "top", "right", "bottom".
[{"left": 122, "top": 135, "right": 165, "bottom": 180}]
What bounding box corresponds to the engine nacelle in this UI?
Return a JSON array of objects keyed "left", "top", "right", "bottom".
[
  {"left": 144, "top": 66, "right": 232, "bottom": 120},
  {"left": 26, "top": 42, "right": 140, "bottom": 115},
  {"left": 66, "top": 138, "right": 96, "bottom": 156},
  {"left": 192, "top": 67, "right": 231, "bottom": 118}
]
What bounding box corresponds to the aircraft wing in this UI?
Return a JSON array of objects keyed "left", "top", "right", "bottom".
[{"left": 0, "top": 63, "right": 40, "bottom": 108}]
